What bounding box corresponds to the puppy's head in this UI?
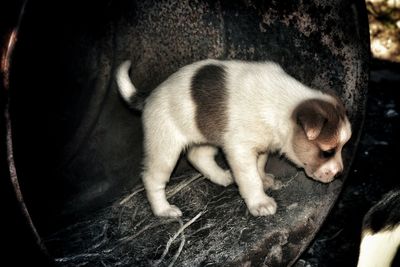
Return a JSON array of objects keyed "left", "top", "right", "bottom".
[{"left": 290, "top": 98, "right": 352, "bottom": 183}]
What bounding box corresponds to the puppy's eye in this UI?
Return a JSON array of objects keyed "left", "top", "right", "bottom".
[{"left": 321, "top": 149, "right": 335, "bottom": 158}]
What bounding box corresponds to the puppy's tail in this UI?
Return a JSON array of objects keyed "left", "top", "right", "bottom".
[{"left": 115, "top": 60, "right": 145, "bottom": 111}]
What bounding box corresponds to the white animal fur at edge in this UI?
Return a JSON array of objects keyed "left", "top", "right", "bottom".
[
  {"left": 116, "top": 59, "right": 351, "bottom": 218},
  {"left": 357, "top": 226, "right": 400, "bottom": 267}
]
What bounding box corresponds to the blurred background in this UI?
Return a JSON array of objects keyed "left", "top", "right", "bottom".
[{"left": 298, "top": 0, "right": 400, "bottom": 266}]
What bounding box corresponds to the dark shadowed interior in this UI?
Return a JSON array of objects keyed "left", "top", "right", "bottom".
[{"left": 2, "top": 0, "right": 369, "bottom": 266}]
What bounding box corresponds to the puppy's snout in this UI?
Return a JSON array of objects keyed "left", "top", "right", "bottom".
[
  {"left": 333, "top": 164, "right": 344, "bottom": 177},
  {"left": 313, "top": 161, "right": 343, "bottom": 183},
  {"left": 334, "top": 170, "right": 343, "bottom": 178},
  {"left": 329, "top": 162, "right": 343, "bottom": 177}
]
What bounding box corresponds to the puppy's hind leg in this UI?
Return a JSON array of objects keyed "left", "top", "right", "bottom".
[
  {"left": 187, "top": 145, "right": 234, "bottom": 187},
  {"left": 142, "top": 135, "right": 185, "bottom": 218}
]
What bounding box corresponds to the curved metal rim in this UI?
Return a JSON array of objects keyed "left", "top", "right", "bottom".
[{"left": 1, "top": 0, "right": 52, "bottom": 262}]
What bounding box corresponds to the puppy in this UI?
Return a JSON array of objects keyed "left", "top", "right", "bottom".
[
  {"left": 116, "top": 59, "right": 352, "bottom": 218},
  {"left": 357, "top": 189, "right": 400, "bottom": 267}
]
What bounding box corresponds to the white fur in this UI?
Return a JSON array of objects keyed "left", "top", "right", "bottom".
[
  {"left": 357, "top": 226, "right": 400, "bottom": 267},
  {"left": 187, "top": 145, "right": 233, "bottom": 187},
  {"left": 116, "top": 59, "right": 348, "bottom": 217},
  {"left": 116, "top": 60, "right": 137, "bottom": 101}
]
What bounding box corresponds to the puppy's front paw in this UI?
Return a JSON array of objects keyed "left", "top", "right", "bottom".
[
  {"left": 248, "top": 196, "right": 277, "bottom": 216},
  {"left": 261, "top": 174, "right": 282, "bottom": 191},
  {"left": 154, "top": 205, "right": 182, "bottom": 218}
]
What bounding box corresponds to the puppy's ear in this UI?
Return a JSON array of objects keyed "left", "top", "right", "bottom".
[
  {"left": 295, "top": 100, "right": 327, "bottom": 141},
  {"left": 299, "top": 113, "right": 326, "bottom": 140}
]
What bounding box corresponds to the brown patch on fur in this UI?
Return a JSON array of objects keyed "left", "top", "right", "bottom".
[
  {"left": 191, "top": 64, "right": 227, "bottom": 143},
  {"left": 321, "top": 89, "right": 347, "bottom": 120},
  {"left": 291, "top": 98, "right": 346, "bottom": 173}
]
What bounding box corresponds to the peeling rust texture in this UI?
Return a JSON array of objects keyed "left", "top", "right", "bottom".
[
  {"left": 114, "top": 0, "right": 368, "bottom": 129},
  {"left": 12, "top": 0, "right": 368, "bottom": 266}
]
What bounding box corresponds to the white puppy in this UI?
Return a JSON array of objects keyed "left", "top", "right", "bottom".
[{"left": 116, "top": 59, "right": 352, "bottom": 218}]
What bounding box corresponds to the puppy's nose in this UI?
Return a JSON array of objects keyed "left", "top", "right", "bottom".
[{"left": 334, "top": 170, "right": 343, "bottom": 178}]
